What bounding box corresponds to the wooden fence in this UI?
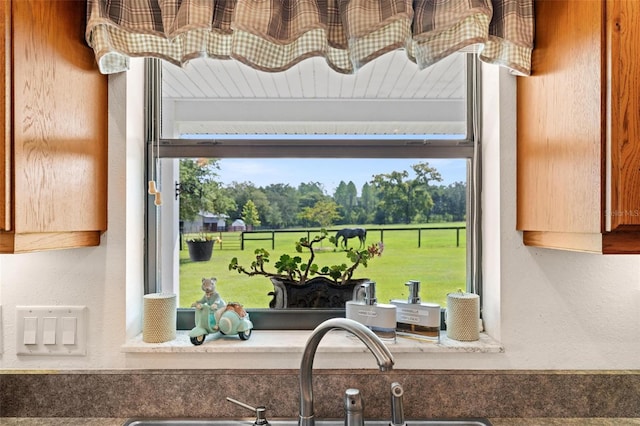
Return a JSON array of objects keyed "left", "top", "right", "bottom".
[{"left": 239, "top": 226, "right": 465, "bottom": 250}]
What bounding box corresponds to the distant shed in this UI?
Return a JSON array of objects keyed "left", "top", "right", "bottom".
[{"left": 230, "top": 219, "right": 246, "bottom": 232}]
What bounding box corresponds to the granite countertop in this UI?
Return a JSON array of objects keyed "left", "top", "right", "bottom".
[
  {"left": 3, "top": 419, "right": 640, "bottom": 425},
  {"left": 1, "top": 420, "right": 126, "bottom": 425},
  {"left": 490, "top": 420, "right": 640, "bottom": 425}
]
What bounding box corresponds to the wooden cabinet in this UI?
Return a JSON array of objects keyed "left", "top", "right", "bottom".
[
  {"left": 517, "top": 0, "right": 640, "bottom": 254},
  {"left": 0, "top": 1, "right": 107, "bottom": 253}
]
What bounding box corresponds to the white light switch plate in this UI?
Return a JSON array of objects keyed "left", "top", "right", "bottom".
[{"left": 16, "top": 306, "right": 87, "bottom": 356}]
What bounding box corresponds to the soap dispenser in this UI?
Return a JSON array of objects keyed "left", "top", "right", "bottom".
[
  {"left": 390, "top": 280, "right": 441, "bottom": 341},
  {"left": 346, "top": 281, "right": 396, "bottom": 341}
]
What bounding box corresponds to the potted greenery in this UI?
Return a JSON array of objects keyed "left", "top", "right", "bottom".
[
  {"left": 186, "top": 234, "right": 217, "bottom": 262},
  {"left": 179, "top": 159, "right": 234, "bottom": 262},
  {"left": 228, "top": 229, "right": 383, "bottom": 308}
]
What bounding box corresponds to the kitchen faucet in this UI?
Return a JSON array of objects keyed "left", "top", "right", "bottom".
[{"left": 298, "top": 318, "right": 395, "bottom": 426}]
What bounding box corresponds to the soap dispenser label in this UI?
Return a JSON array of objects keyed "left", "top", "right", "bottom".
[
  {"left": 356, "top": 309, "right": 378, "bottom": 318},
  {"left": 398, "top": 313, "right": 421, "bottom": 322}
]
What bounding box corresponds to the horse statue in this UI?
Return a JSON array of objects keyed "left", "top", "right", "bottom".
[{"left": 335, "top": 227, "right": 367, "bottom": 249}]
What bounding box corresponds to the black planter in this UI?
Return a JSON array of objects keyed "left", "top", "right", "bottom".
[
  {"left": 186, "top": 240, "right": 214, "bottom": 262},
  {"left": 268, "top": 277, "right": 369, "bottom": 308}
]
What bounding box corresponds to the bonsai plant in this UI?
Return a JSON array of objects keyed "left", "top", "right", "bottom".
[{"left": 228, "top": 229, "right": 383, "bottom": 308}]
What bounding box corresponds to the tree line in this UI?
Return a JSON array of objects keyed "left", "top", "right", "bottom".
[{"left": 179, "top": 159, "right": 466, "bottom": 229}]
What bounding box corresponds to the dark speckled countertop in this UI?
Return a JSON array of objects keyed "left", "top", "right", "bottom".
[
  {"left": 3, "top": 370, "right": 640, "bottom": 425},
  {"left": 3, "top": 419, "right": 640, "bottom": 425}
]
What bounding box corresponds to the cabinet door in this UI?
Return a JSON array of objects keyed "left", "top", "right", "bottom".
[
  {"left": 608, "top": 0, "right": 640, "bottom": 231},
  {"left": 517, "top": 0, "right": 604, "bottom": 235},
  {"left": 0, "top": 1, "right": 10, "bottom": 232},
  {"left": 517, "top": 0, "right": 640, "bottom": 253},
  {"left": 12, "top": 0, "right": 107, "bottom": 234}
]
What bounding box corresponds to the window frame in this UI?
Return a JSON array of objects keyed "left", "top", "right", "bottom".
[{"left": 144, "top": 55, "right": 482, "bottom": 330}]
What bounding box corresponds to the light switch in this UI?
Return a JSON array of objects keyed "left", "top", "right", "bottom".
[
  {"left": 16, "top": 306, "right": 86, "bottom": 356},
  {"left": 62, "top": 317, "right": 76, "bottom": 345},
  {"left": 43, "top": 317, "right": 57, "bottom": 345},
  {"left": 23, "top": 317, "right": 37, "bottom": 345}
]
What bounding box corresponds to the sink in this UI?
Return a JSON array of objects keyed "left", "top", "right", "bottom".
[
  {"left": 124, "top": 321, "right": 494, "bottom": 426},
  {"left": 124, "top": 322, "right": 493, "bottom": 426},
  {"left": 123, "top": 418, "right": 492, "bottom": 426}
]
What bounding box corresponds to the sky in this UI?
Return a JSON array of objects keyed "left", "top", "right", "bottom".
[{"left": 217, "top": 158, "right": 466, "bottom": 194}]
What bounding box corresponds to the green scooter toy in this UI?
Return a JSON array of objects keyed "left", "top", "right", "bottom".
[{"left": 189, "top": 277, "right": 253, "bottom": 345}]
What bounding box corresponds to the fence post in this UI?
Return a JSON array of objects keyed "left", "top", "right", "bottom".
[
  {"left": 456, "top": 228, "right": 460, "bottom": 247},
  {"left": 418, "top": 229, "right": 421, "bottom": 248},
  {"left": 272, "top": 231, "right": 275, "bottom": 250},
  {"left": 241, "top": 232, "right": 245, "bottom": 250}
]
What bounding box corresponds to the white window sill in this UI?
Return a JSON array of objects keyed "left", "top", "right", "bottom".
[{"left": 122, "top": 330, "right": 503, "bottom": 354}]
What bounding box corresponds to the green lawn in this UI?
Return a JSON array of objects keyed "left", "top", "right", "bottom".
[{"left": 179, "top": 224, "right": 466, "bottom": 309}]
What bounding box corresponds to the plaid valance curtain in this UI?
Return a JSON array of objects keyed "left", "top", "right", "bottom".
[{"left": 85, "top": 0, "right": 534, "bottom": 76}]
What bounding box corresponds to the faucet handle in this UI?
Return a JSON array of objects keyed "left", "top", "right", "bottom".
[{"left": 226, "top": 397, "right": 270, "bottom": 425}]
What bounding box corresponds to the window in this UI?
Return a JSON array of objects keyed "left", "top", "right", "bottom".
[{"left": 145, "top": 51, "right": 480, "bottom": 329}]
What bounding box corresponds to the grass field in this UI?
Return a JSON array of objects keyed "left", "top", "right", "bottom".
[{"left": 179, "top": 223, "right": 466, "bottom": 309}]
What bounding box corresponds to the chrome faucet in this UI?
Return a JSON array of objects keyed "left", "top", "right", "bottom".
[{"left": 298, "top": 318, "right": 395, "bottom": 426}]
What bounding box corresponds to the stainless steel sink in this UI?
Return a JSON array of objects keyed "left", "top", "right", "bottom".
[{"left": 123, "top": 418, "right": 492, "bottom": 426}]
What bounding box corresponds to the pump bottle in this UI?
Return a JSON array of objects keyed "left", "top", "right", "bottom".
[
  {"left": 346, "top": 281, "right": 396, "bottom": 341},
  {"left": 390, "top": 280, "right": 441, "bottom": 341}
]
